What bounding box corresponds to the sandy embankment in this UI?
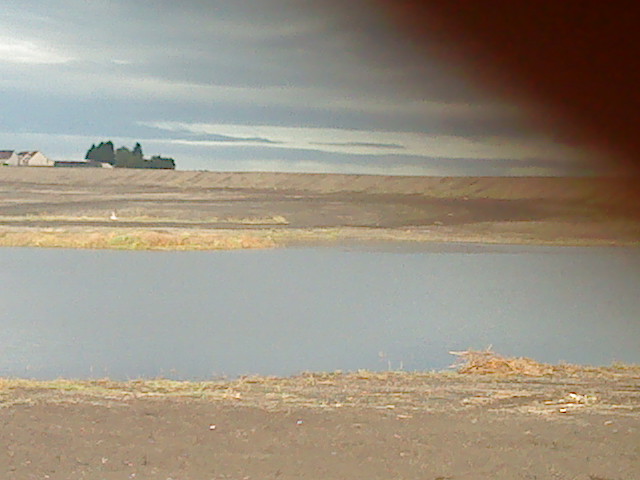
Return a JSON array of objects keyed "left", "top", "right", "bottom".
[{"left": 0, "top": 168, "right": 639, "bottom": 248}]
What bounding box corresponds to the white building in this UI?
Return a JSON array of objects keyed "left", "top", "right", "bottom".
[
  {"left": 0, "top": 150, "right": 19, "bottom": 165},
  {"left": 17, "top": 151, "right": 54, "bottom": 166}
]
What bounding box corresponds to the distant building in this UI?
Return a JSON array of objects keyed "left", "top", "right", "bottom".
[
  {"left": 0, "top": 150, "right": 19, "bottom": 165},
  {"left": 54, "top": 160, "right": 106, "bottom": 168},
  {"left": 2, "top": 149, "right": 114, "bottom": 168},
  {"left": 17, "top": 151, "right": 54, "bottom": 167}
]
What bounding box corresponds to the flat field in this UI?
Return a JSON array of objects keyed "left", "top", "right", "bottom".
[{"left": 0, "top": 167, "right": 639, "bottom": 248}]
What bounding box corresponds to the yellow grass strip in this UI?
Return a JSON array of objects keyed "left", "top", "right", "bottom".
[
  {"left": 2, "top": 363, "right": 639, "bottom": 412},
  {"left": 1, "top": 224, "right": 638, "bottom": 251},
  {"left": 0, "top": 230, "right": 276, "bottom": 250}
]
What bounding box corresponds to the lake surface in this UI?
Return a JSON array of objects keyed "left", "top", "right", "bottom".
[{"left": 1, "top": 244, "right": 639, "bottom": 380}]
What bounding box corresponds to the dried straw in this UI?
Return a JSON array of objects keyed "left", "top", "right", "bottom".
[{"left": 450, "top": 349, "right": 554, "bottom": 376}]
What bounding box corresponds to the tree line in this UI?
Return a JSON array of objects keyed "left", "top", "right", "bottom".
[{"left": 85, "top": 141, "right": 175, "bottom": 169}]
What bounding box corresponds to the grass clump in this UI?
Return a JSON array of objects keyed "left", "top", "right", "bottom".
[
  {"left": 450, "top": 349, "right": 554, "bottom": 376},
  {"left": 450, "top": 348, "right": 640, "bottom": 378}
]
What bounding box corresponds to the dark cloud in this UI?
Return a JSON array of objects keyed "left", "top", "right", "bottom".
[
  {"left": 183, "top": 133, "right": 282, "bottom": 145},
  {"left": 313, "top": 142, "right": 405, "bottom": 150},
  {"left": 0, "top": 0, "right": 595, "bottom": 174}
]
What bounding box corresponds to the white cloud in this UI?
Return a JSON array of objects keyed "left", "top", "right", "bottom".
[
  {"left": 0, "top": 37, "right": 73, "bottom": 64},
  {"left": 142, "top": 121, "right": 595, "bottom": 163},
  {"left": 0, "top": 129, "right": 596, "bottom": 176}
]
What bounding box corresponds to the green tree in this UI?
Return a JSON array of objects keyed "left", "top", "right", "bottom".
[
  {"left": 85, "top": 141, "right": 115, "bottom": 165},
  {"left": 114, "top": 146, "right": 143, "bottom": 168},
  {"left": 85, "top": 141, "right": 176, "bottom": 169},
  {"left": 85, "top": 143, "right": 96, "bottom": 157},
  {"left": 148, "top": 155, "right": 176, "bottom": 169},
  {"left": 132, "top": 142, "right": 143, "bottom": 160}
]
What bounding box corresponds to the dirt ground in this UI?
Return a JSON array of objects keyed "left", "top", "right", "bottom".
[
  {"left": 1, "top": 370, "right": 639, "bottom": 480},
  {"left": 1, "top": 168, "right": 639, "bottom": 246}
]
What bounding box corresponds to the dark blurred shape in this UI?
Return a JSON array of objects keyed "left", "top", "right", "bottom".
[{"left": 374, "top": 0, "right": 640, "bottom": 175}]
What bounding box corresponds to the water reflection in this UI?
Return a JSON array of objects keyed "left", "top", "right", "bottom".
[{"left": 1, "top": 245, "right": 638, "bottom": 379}]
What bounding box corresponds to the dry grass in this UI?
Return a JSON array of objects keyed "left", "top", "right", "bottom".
[
  {"left": 270, "top": 225, "right": 640, "bottom": 248},
  {"left": 450, "top": 348, "right": 640, "bottom": 378},
  {"left": 0, "top": 230, "right": 276, "bottom": 250},
  {"left": 451, "top": 349, "right": 555, "bottom": 376},
  {"left": 2, "top": 356, "right": 639, "bottom": 414},
  {"left": 0, "top": 221, "right": 638, "bottom": 251}
]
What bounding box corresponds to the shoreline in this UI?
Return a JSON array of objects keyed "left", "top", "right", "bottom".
[
  {"left": 4, "top": 351, "right": 639, "bottom": 401},
  {"left": 1, "top": 225, "right": 639, "bottom": 250},
  {"left": 3, "top": 362, "right": 639, "bottom": 406}
]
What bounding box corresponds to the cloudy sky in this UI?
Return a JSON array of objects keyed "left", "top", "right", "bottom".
[{"left": 0, "top": 1, "right": 599, "bottom": 175}]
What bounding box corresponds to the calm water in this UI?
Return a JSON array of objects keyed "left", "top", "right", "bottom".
[{"left": 1, "top": 245, "right": 639, "bottom": 380}]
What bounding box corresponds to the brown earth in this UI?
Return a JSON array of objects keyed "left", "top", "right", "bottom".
[
  {"left": 1, "top": 168, "right": 639, "bottom": 247},
  {"left": 1, "top": 368, "right": 639, "bottom": 480}
]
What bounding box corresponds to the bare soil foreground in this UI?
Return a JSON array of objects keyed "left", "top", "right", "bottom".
[
  {"left": 2, "top": 353, "right": 639, "bottom": 480},
  {"left": 1, "top": 168, "right": 639, "bottom": 247}
]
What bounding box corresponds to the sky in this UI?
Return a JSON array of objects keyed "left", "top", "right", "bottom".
[{"left": 0, "top": 0, "right": 601, "bottom": 176}]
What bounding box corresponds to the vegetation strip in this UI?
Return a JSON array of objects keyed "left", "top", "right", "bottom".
[
  {"left": 0, "top": 230, "right": 276, "bottom": 250},
  {"left": 0, "top": 226, "right": 638, "bottom": 250},
  {"left": 2, "top": 351, "right": 638, "bottom": 409}
]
